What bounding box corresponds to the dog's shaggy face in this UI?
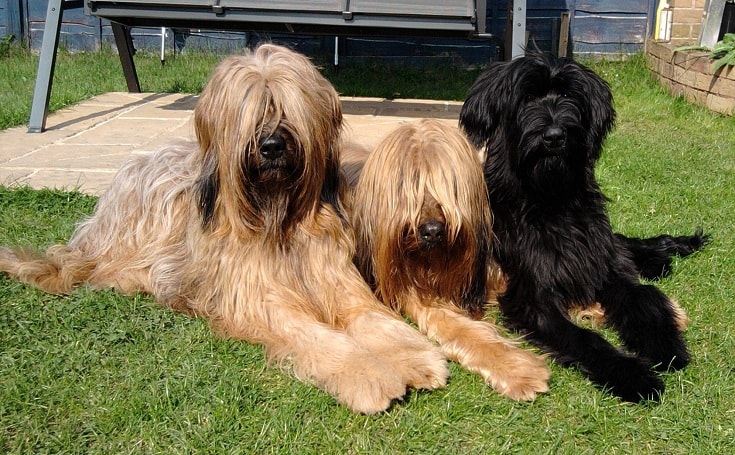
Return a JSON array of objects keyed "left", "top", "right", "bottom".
[
  {"left": 461, "top": 50, "right": 615, "bottom": 198},
  {"left": 193, "top": 45, "right": 344, "bottom": 236},
  {"left": 353, "top": 119, "right": 491, "bottom": 314}
]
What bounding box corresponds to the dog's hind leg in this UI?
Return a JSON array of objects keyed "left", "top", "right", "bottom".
[
  {"left": 615, "top": 230, "right": 709, "bottom": 280},
  {"left": 0, "top": 245, "right": 94, "bottom": 294},
  {"left": 569, "top": 298, "right": 690, "bottom": 332},
  {"left": 402, "top": 298, "right": 549, "bottom": 401},
  {"left": 598, "top": 277, "right": 690, "bottom": 372},
  {"left": 500, "top": 281, "right": 665, "bottom": 402}
]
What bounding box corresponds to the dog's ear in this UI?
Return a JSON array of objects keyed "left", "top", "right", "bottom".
[
  {"left": 587, "top": 76, "right": 615, "bottom": 152},
  {"left": 195, "top": 151, "right": 219, "bottom": 228},
  {"left": 321, "top": 148, "right": 340, "bottom": 209},
  {"left": 318, "top": 87, "right": 346, "bottom": 218},
  {"left": 461, "top": 233, "right": 490, "bottom": 318},
  {"left": 575, "top": 65, "right": 616, "bottom": 154},
  {"left": 460, "top": 62, "right": 510, "bottom": 149},
  {"left": 321, "top": 147, "right": 345, "bottom": 218}
]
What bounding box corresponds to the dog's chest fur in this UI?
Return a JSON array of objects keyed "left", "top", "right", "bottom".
[{"left": 494, "top": 198, "right": 618, "bottom": 306}]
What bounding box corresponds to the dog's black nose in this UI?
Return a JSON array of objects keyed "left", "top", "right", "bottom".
[
  {"left": 418, "top": 220, "right": 445, "bottom": 246},
  {"left": 260, "top": 135, "right": 286, "bottom": 160},
  {"left": 542, "top": 126, "right": 566, "bottom": 149}
]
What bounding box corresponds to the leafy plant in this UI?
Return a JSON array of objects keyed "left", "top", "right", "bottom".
[
  {"left": 676, "top": 33, "right": 735, "bottom": 72},
  {"left": 710, "top": 33, "right": 735, "bottom": 72}
]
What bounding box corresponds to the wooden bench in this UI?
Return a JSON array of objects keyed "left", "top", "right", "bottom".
[{"left": 28, "top": 0, "right": 528, "bottom": 132}]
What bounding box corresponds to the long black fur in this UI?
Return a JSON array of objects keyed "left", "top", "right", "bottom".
[
  {"left": 462, "top": 235, "right": 491, "bottom": 319},
  {"left": 616, "top": 230, "right": 708, "bottom": 280},
  {"left": 459, "top": 50, "right": 707, "bottom": 402}
]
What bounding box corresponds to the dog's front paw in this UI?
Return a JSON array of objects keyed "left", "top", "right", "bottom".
[
  {"left": 615, "top": 287, "right": 692, "bottom": 372},
  {"left": 348, "top": 314, "right": 449, "bottom": 391},
  {"left": 395, "top": 343, "right": 450, "bottom": 391},
  {"left": 468, "top": 342, "right": 550, "bottom": 401},
  {"left": 647, "top": 341, "right": 690, "bottom": 372},
  {"left": 375, "top": 327, "right": 449, "bottom": 391},
  {"left": 486, "top": 350, "right": 550, "bottom": 401},
  {"left": 593, "top": 356, "right": 664, "bottom": 403},
  {"left": 624, "top": 322, "right": 690, "bottom": 372},
  {"left": 331, "top": 355, "right": 409, "bottom": 414}
]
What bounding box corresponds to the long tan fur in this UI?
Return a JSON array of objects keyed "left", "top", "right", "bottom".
[
  {"left": 351, "top": 119, "right": 549, "bottom": 401},
  {"left": 0, "top": 44, "right": 449, "bottom": 414}
]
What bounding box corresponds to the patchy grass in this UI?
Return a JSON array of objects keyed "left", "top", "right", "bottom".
[
  {"left": 0, "top": 44, "right": 219, "bottom": 130},
  {"left": 0, "top": 43, "right": 479, "bottom": 131}
]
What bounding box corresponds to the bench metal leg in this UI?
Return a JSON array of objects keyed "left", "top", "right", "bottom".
[
  {"left": 508, "top": 0, "right": 527, "bottom": 60},
  {"left": 28, "top": 0, "right": 66, "bottom": 133},
  {"left": 111, "top": 22, "right": 141, "bottom": 92}
]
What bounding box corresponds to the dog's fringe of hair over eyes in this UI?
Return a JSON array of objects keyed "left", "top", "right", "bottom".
[
  {"left": 193, "top": 45, "right": 346, "bottom": 238},
  {"left": 353, "top": 119, "right": 492, "bottom": 309},
  {"left": 460, "top": 50, "right": 615, "bottom": 166}
]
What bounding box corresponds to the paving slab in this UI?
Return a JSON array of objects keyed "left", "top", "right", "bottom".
[{"left": 0, "top": 92, "right": 462, "bottom": 195}]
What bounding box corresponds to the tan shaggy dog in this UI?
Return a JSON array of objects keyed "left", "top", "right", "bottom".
[
  {"left": 0, "top": 44, "right": 449, "bottom": 414},
  {"left": 350, "top": 119, "right": 550, "bottom": 400}
]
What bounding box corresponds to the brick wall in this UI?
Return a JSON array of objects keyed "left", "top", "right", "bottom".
[
  {"left": 647, "top": 40, "right": 735, "bottom": 115},
  {"left": 646, "top": 1, "right": 733, "bottom": 115},
  {"left": 668, "top": 0, "right": 706, "bottom": 46}
]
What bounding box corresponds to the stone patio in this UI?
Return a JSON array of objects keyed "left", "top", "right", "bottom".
[{"left": 0, "top": 92, "right": 462, "bottom": 195}]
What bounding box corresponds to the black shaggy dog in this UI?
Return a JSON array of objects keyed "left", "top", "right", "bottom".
[{"left": 459, "top": 50, "right": 708, "bottom": 402}]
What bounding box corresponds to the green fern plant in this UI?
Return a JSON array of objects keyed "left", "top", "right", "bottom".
[
  {"left": 710, "top": 33, "right": 735, "bottom": 72},
  {"left": 676, "top": 33, "right": 735, "bottom": 73}
]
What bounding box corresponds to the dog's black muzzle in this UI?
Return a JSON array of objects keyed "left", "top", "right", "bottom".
[
  {"left": 259, "top": 134, "right": 287, "bottom": 160},
  {"left": 542, "top": 126, "right": 567, "bottom": 151},
  {"left": 249, "top": 128, "right": 302, "bottom": 185},
  {"left": 418, "top": 220, "right": 446, "bottom": 248}
]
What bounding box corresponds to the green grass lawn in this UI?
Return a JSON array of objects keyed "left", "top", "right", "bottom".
[
  {"left": 0, "top": 44, "right": 482, "bottom": 130},
  {"left": 1, "top": 45, "right": 735, "bottom": 453}
]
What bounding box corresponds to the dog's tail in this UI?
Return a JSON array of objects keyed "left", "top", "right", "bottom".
[
  {"left": 0, "top": 245, "right": 93, "bottom": 294},
  {"left": 617, "top": 229, "right": 710, "bottom": 280}
]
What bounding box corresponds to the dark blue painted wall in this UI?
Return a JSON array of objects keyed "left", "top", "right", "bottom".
[
  {"left": 0, "top": 0, "right": 23, "bottom": 40},
  {"left": 571, "top": 0, "right": 654, "bottom": 57}
]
